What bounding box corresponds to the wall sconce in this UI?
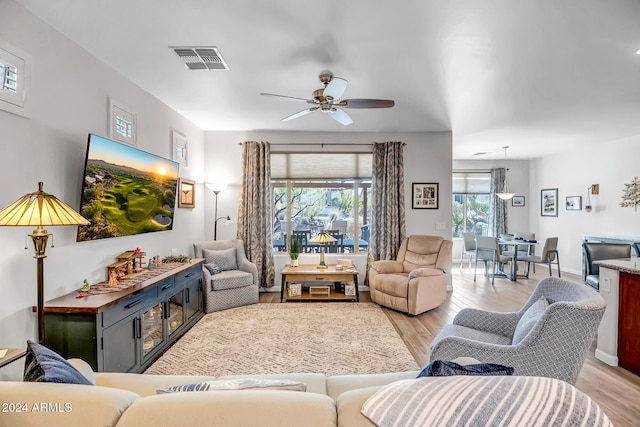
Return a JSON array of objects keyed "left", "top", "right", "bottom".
[{"left": 585, "top": 184, "right": 599, "bottom": 212}]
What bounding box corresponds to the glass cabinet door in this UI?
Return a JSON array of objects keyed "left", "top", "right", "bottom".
[
  {"left": 141, "top": 302, "right": 164, "bottom": 358},
  {"left": 167, "top": 290, "right": 184, "bottom": 337}
]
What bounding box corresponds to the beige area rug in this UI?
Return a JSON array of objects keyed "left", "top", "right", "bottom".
[{"left": 145, "top": 303, "right": 420, "bottom": 377}]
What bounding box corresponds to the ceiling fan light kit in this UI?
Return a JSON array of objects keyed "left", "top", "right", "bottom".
[{"left": 261, "top": 71, "right": 395, "bottom": 125}]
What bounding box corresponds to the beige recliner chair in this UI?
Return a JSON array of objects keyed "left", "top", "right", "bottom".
[{"left": 369, "top": 235, "right": 453, "bottom": 315}]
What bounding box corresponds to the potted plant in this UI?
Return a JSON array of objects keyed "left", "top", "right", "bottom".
[{"left": 289, "top": 237, "right": 300, "bottom": 267}]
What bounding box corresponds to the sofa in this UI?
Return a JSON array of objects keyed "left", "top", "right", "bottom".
[{"left": 0, "top": 358, "right": 613, "bottom": 427}]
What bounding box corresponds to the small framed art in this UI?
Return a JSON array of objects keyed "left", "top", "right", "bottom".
[
  {"left": 566, "top": 196, "right": 582, "bottom": 211},
  {"left": 172, "top": 131, "right": 188, "bottom": 166},
  {"left": 511, "top": 196, "right": 525, "bottom": 207},
  {"left": 178, "top": 178, "right": 195, "bottom": 208},
  {"left": 412, "top": 183, "right": 439, "bottom": 209},
  {"left": 541, "top": 188, "right": 558, "bottom": 217}
]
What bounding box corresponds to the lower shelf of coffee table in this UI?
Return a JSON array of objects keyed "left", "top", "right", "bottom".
[{"left": 283, "top": 287, "right": 357, "bottom": 302}]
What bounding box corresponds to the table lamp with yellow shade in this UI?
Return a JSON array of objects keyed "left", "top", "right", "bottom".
[
  {"left": 309, "top": 231, "right": 337, "bottom": 269},
  {"left": 0, "top": 182, "right": 89, "bottom": 343}
]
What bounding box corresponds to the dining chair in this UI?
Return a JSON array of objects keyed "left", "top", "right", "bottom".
[
  {"left": 474, "top": 236, "right": 513, "bottom": 284},
  {"left": 324, "top": 229, "right": 343, "bottom": 253},
  {"left": 520, "top": 237, "right": 560, "bottom": 278},
  {"left": 460, "top": 232, "right": 476, "bottom": 270},
  {"left": 290, "top": 230, "right": 310, "bottom": 253}
]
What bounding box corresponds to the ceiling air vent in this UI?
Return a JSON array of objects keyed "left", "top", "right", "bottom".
[{"left": 170, "top": 46, "right": 229, "bottom": 70}]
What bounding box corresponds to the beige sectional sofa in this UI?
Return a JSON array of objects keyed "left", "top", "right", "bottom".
[{"left": 1, "top": 359, "right": 612, "bottom": 427}]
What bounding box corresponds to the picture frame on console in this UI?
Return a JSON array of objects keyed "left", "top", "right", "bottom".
[
  {"left": 412, "top": 183, "right": 439, "bottom": 209},
  {"left": 178, "top": 178, "right": 195, "bottom": 208},
  {"left": 541, "top": 188, "right": 558, "bottom": 217}
]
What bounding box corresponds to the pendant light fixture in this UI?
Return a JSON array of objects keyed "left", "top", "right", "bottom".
[{"left": 496, "top": 146, "right": 516, "bottom": 200}]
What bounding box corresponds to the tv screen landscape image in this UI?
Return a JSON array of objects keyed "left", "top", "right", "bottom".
[{"left": 77, "top": 134, "right": 179, "bottom": 242}]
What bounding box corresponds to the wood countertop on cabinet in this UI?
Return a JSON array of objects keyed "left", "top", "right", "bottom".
[{"left": 44, "top": 259, "right": 204, "bottom": 314}]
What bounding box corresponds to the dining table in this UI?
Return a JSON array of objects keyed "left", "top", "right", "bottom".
[{"left": 498, "top": 239, "right": 538, "bottom": 281}]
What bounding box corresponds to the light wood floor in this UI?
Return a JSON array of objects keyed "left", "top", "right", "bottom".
[{"left": 260, "top": 265, "right": 640, "bottom": 427}]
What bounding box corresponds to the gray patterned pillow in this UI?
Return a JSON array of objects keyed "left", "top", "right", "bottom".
[
  {"left": 362, "top": 376, "right": 613, "bottom": 427},
  {"left": 512, "top": 297, "right": 549, "bottom": 344},
  {"left": 157, "top": 378, "right": 307, "bottom": 394},
  {"left": 203, "top": 248, "right": 238, "bottom": 271}
]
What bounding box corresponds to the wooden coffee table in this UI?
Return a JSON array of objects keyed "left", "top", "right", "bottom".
[{"left": 280, "top": 264, "right": 359, "bottom": 302}]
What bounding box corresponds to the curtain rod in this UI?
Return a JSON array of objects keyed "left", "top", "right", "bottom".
[{"left": 237, "top": 142, "right": 406, "bottom": 146}]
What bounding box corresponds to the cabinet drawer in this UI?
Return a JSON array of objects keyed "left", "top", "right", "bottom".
[
  {"left": 157, "top": 278, "right": 176, "bottom": 297},
  {"left": 175, "top": 265, "right": 202, "bottom": 287},
  {"left": 102, "top": 289, "right": 156, "bottom": 328}
]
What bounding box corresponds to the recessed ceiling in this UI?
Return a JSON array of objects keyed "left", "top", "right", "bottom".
[{"left": 14, "top": 0, "right": 640, "bottom": 160}]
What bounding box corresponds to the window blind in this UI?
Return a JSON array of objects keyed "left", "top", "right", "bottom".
[
  {"left": 452, "top": 172, "right": 491, "bottom": 194},
  {"left": 271, "top": 153, "right": 372, "bottom": 179}
]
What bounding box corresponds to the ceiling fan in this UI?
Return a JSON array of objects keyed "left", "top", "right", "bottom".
[{"left": 260, "top": 71, "right": 395, "bottom": 125}]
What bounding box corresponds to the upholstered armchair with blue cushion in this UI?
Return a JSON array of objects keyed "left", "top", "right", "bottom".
[
  {"left": 429, "top": 277, "right": 606, "bottom": 384},
  {"left": 193, "top": 240, "right": 259, "bottom": 313}
]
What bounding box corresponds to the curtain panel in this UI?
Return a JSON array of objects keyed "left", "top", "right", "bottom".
[
  {"left": 368, "top": 141, "right": 406, "bottom": 266},
  {"left": 489, "top": 168, "right": 508, "bottom": 237},
  {"left": 237, "top": 141, "right": 275, "bottom": 288}
]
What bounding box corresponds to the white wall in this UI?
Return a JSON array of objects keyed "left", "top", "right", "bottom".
[
  {"left": 0, "top": 1, "right": 206, "bottom": 361},
  {"left": 203, "top": 131, "right": 453, "bottom": 287},
  {"left": 529, "top": 137, "right": 640, "bottom": 275}
]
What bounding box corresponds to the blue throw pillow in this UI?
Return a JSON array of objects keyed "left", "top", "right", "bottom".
[
  {"left": 204, "top": 262, "right": 221, "bottom": 275},
  {"left": 23, "top": 340, "right": 93, "bottom": 385},
  {"left": 417, "top": 360, "right": 514, "bottom": 378}
]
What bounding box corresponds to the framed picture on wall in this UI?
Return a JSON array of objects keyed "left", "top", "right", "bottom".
[
  {"left": 109, "top": 97, "right": 137, "bottom": 146},
  {"left": 412, "top": 183, "right": 439, "bottom": 209},
  {"left": 566, "top": 195, "right": 582, "bottom": 211},
  {"left": 511, "top": 196, "right": 525, "bottom": 207},
  {"left": 541, "top": 188, "right": 558, "bottom": 217},
  {"left": 178, "top": 178, "right": 195, "bottom": 208}
]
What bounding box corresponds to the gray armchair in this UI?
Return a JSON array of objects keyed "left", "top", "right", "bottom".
[
  {"left": 193, "top": 240, "right": 259, "bottom": 313},
  {"left": 429, "top": 277, "right": 606, "bottom": 384}
]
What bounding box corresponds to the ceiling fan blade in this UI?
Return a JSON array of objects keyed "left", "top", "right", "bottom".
[
  {"left": 282, "top": 107, "right": 319, "bottom": 122},
  {"left": 339, "top": 99, "right": 395, "bottom": 109},
  {"left": 323, "top": 77, "right": 348, "bottom": 101},
  {"left": 328, "top": 108, "right": 353, "bottom": 125},
  {"left": 260, "top": 93, "right": 316, "bottom": 104}
]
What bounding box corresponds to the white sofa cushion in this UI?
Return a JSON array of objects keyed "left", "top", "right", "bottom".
[
  {"left": 0, "top": 381, "right": 139, "bottom": 427},
  {"left": 115, "top": 390, "right": 337, "bottom": 427},
  {"left": 95, "top": 373, "right": 216, "bottom": 397}
]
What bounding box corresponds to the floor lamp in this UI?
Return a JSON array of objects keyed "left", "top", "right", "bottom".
[
  {"left": 206, "top": 183, "right": 234, "bottom": 240},
  {"left": 309, "top": 231, "right": 337, "bottom": 269},
  {"left": 0, "top": 182, "right": 89, "bottom": 343}
]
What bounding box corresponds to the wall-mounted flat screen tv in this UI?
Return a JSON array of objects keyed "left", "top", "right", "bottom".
[{"left": 77, "top": 134, "right": 179, "bottom": 242}]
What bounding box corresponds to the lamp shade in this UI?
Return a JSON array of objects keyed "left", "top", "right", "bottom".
[
  {"left": 206, "top": 183, "right": 228, "bottom": 193},
  {"left": 0, "top": 182, "right": 89, "bottom": 227},
  {"left": 309, "top": 231, "right": 337, "bottom": 244}
]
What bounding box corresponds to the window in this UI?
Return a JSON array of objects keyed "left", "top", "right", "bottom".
[
  {"left": 271, "top": 152, "right": 372, "bottom": 253},
  {"left": 0, "top": 42, "right": 32, "bottom": 118},
  {"left": 0, "top": 62, "right": 17, "bottom": 92},
  {"left": 109, "top": 97, "right": 137, "bottom": 146},
  {"left": 452, "top": 172, "right": 491, "bottom": 237}
]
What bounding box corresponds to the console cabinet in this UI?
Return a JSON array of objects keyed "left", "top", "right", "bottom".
[{"left": 44, "top": 260, "right": 204, "bottom": 372}]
